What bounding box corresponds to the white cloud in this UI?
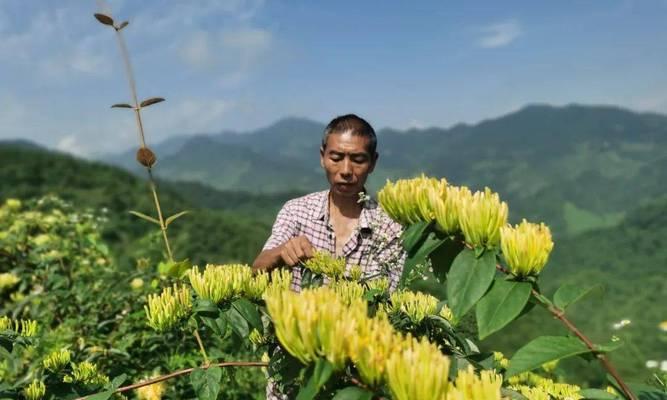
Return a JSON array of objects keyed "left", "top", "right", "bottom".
[
  {"left": 56, "top": 134, "right": 88, "bottom": 156},
  {"left": 179, "top": 31, "right": 214, "bottom": 69},
  {"left": 477, "top": 20, "right": 521, "bottom": 48}
]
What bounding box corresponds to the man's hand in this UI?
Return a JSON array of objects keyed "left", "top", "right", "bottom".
[{"left": 280, "top": 235, "right": 315, "bottom": 266}]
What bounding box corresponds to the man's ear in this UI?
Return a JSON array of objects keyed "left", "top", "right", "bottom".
[
  {"left": 368, "top": 152, "right": 378, "bottom": 174},
  {"left": 319, "top": 146, "right": 325, "bottom": 169}
]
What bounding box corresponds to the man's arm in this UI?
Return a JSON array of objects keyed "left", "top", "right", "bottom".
[
  {"left": 252, "top": 236, "right": 315, "bottom": 273},
  {"left": 252, "top": 201, "right": 314, "bottom": 273}
]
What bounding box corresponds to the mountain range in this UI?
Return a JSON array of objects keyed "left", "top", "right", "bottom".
[{"left": 105, "top": 104, "right": 667, "bottom": 237}]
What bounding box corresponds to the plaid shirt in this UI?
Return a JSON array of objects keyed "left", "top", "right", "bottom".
[{"left": 262, "top": 189, "right": 406, "bottom": 292}]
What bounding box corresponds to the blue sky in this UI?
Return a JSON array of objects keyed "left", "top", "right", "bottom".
[{"left": 1, "top": 0, "right": 666, "bottom": 155}]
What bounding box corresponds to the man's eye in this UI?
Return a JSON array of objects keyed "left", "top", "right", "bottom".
[{"left": 330, "top": 156, "right": 342, "bottom": 161}]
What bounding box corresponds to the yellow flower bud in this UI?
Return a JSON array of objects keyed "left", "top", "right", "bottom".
[
  {"left": 439, "top": 304, "right": 453, "bottom": 322},
  {"left": 0, "top": 273, "right": 19, "bottom": 292},
  {"left": 43, "top": 348, "right": 71, "bottom": 372},
  {"left": 23, "top": 379, "right": 45, "bottom": 400},
  {"left": 249, "top": 329, "right": 267, "bottom": 346},
  {"left": 492, "top": 351, "right": 510, "bottom": 369},
  {"left": 500, "top": 219, "right": 554, "bottom": 276},
  {"left": 130, "top": 278, "right": 145, "bottom": 290},
  {"left": 137, "top": 375, "right": 167, "bottom": 400},
  {"left": 446, "top": 365, "right": 503, "bottom": 400},
  {"left": 187, "top": 264, "right": 253, "bottom": 303},
  {"left": 386, "top": 335, "right": 450, "bottom": 400},
  {"left": 330, "top": 279, "right": 365, "bottom": 306},
  {"left": 365, "top": 277, "right": 390, "bottom": 294},
  {"left": 144, "top": 284, "right": 192, "bottom": 332},
  {"left": 303, "top": 251, "right": 346, "bottom": 279},
  {"left": 434, "top": 185, "right": 472, "bottom": 234},
  {"left": 64, "top": 361, "right": 109, "bottom": 385},
  {"left": 348, "top": 264, "right": 363, "bottom": 281},
  {"left": 388, "top": 290, "right": 438, "bottom": 323},
  {"left": 0, "top": 316, "right": 38, "bottom": 337},
  {"left": 348, "top": 316, "right": 398, "bottom": 387},
  {"left": 245, "top": 272, "right": 269, "bottom": 300},
  {"left": 459, "top": 187, "right": 508, "bottom": 249}
]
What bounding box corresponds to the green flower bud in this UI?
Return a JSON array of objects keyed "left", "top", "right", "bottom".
[
  {"left": 43, "top": 348, "right": 71, "bottom": 372},
  {"left": 144, "top": 284, "right": 192, "bottom": 332},
  {"left": 23, "top": 379, "right": 45, "bottom": 400}
]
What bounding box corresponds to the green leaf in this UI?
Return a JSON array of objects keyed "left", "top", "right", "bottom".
[
  {"left": 401, "top": 231, "right": 447, "bottom": 285},
  {"left": 165, "top": 210, "right": 189, "bottom": 227},
  {"left": 194, "top": 299, "right": 220, "bottom": 317},
  {"left": 428, "top": 236, "right": 464, "bottom": 283},
  {"left": 332, "top": 386, "right": 374, "bottom": 400},
  {"left": 190, "top": 366, "right": 222, "bottom": 400},
  {"left": 401, "top": 221, "right": 431, "bottom": 254},
  {"left": 579, "top": 388, "right": 620, "bottom": 399},
  {"left": 86, "top": 390, "right": 114, "bottom": 400},
  {"left": 232, "top": 298, "right": 262, "bottom": 331},
  {"left": 226, "top": 307, "right": 249, "bottom": 338},
  {"left": 157, "top": 259, "right": 191, "bottom": 278},
  {"left": 296, "top": 359, "right": 334, "bottom": 400},
  {"left": 476, "top": 279, "right": 532, "bottom": 339},
  {"left": 446, "top": 248, "right": 497, "bottom": 321},
  {"left": 128, "top": 210, "right": 160, "bottom": 225},
  {"left": 553, "top": 283, "right": 603, "bottom": 310},
  {"left": 506, "top": 336, "right": 592, "bottom": 377}
]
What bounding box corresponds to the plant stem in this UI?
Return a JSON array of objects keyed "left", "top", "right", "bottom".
[
  {"left": 493, "top": 263, "right": 637, "bottom": 400},
  {"left": 193, "top": 328, "right": 210, "bottom": 366},
  {"left": 147, "top": 169, "right": 173, "bottom": 262},
  {"left": 74, "top": 361, "right": 267, "bottom": 400}
]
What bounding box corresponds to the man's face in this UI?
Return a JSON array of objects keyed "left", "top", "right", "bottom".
[{"left": 320, "top": 131, "right": 377, "bottom": 198}]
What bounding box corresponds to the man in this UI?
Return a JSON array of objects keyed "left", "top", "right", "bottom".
[{"left": 252, "top": 114, "right": 406, "bottom": 291}]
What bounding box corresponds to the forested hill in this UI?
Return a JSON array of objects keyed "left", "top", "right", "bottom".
[
  {"left": 105, "top": 104, "right": 667, "bottom": 237},
  {"left": 0, "top": 143, "right": 291, "bottom": 266}
]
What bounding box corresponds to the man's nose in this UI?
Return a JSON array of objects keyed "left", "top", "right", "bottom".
[{"left": 340, "top": 159, "right": 353, "bottom": 179}]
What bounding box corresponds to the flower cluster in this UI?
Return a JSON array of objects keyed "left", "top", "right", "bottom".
[
  {"left": 187, "top": 264, "right": 268, "bottom": 303},
  {"left": 0, "top": 272, "right": 19, "bottom": 292},
  {"left": 303, "top": 250, "right": 347, "bottom": 279},
  {"left": 63, "top": 361, "right": 110, "bottom": 385},
  {"left": 446, "top": 365, "right": 503, "bottom": 400},
  {"left": 23, "top": 379, "right": 45, "bottom": 400},
  {"left": 136, "top": 375, "right": 167, "bottom": 400},
  {"left": 500, "top": 219, "right": 554, "bottom": 276},
  {"left": 508, "top": 371, "right": 582, "bottom": 400},
  {"left": 459, "top": 187, "right": 508, "bottom": 249},
  {"left": 144, "top": 284, "right": 192, "bottom": 332},
  {"left": 388, "top": 290, "right": 439, "bottom": 323},
  {"left": 266, "top": 286, "right": 503, "bottom": 398},
  {"left": 378, "top": 175, "right": 447, "bottom": 225},
  {"left": 42, "top": 348, "right": 71, "bottom": 372},
  {"left": 265, "top": 286, "right": 367, "bottom": 370},
  {"left": 0, "top": 316, "right": 38, "bottom": 337}
]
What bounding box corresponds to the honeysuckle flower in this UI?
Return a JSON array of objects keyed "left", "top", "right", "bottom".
[
  {"left": 509, "top": 371, "right": 583, "bottom": 400},
  {"left": 245, "top": 272, "right": 269, "bottom": 300},
  {"left": 513, "top": 385, "right": 550, "bottom": 400},
  {"left": 660, "top": 321, "right": 667, "bottom": 332},
  {"left": 0, "top": 273, "right": 19, "bottom": 292},
  {"left": 330, "top": 280, "right": 365, "bottom": 306},
  {"left": 265, "top": 269, "right": 293, "bottom": 295},
  {"left": 23, "top": 379, "right": 45, "bottom": 400},
  {"left": 348, "top": 264, "right": 363, "bottom": 281},
  {"left": 377, "top": 177, "right": 423, "bottom": 225},
  {"left": 459, "top": 187, "right": 508, "bottom": 249},
  {"left": 365, "top": 277, "right": 390, "bottom": 294},
  {"left": 492, "top": 351, "right": 510, "bottom": 369},
  {"left": 415, "top": 175, "right": 447, "bottom": 222},
  {"left": 187, "top": 264, "right": 253, "bottom": 303},
  {"left": 43, "top": 348, "right": 71, "bottom": 372},
  {"left": 0, "top": 316, "right": 38, "bottom": 337},
  {"left": 349, "top": 315, "right": 399, "bottom": 387},
  {"left": 388, "top": 290, "right": 438, "bottom": 323},
  {"left": 303, "top": 251, "right": 346, "bottom": 279},
  {"left": 63, "top": 361, "right": 109, "bottom": 385},
  {"left": 144, "top": 284, "right": 192, "bottom": 332},
  {"left": 130, "top": 278, "right": 144, "bottom": 290},
  {"left": 439, "top": 304, "right": 453, "bottom": 322},
  {"left": 446, "top": 365, "right": 503, "bottom": 400},
  {"left": 248, "top": 329, "right": 267, "bottom": 346},
  {"left": 385, "top": 335, "right": 451, "bottom": 400},
  {"left": 434, "top": 185, "right": 473, "bottom": 234},
  {"left": 264, "top": 286, "right": 367, "bottom": 370},
  {"left": 137, "top": 375, "right": 167, "bottom": 400},
  {"left": 612, "top": 319, "right": 631, "bottom": 330},
  {"left": 500, "top": 219, "right": 554, "bottom": 276}
]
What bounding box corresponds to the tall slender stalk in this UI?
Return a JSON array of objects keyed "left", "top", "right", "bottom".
[{"left": 94, "top": 12, "right": 177, "bottom": 263}]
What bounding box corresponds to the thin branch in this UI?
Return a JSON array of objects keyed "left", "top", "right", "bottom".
[
  {"left": 193, "top": 328, "right": 210, "bottom": 366},
  {"left": 74, "top": 361, "right": 268, "bottom": 400}
]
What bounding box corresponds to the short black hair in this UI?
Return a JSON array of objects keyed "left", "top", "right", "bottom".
[{"left": 321, "top": 114, "right": 377, "bottom": 155}]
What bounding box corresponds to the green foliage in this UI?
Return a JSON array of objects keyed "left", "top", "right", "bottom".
[
  {"left": 476, "top": 279, "right": 532, "bottom": 340},
  {"left": 446, "top": 248, "right": 497, "bottom": 321}
]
